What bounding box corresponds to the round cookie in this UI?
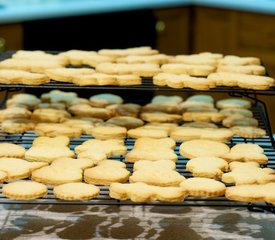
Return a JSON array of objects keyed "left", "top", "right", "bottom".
[
  {"left": 53, "top": 182, "right": 100, "bottom": 200},
  {"left": 180, "top": 177, "right": 226, "bottom": 197},
  {"left": 0, "top": 143, "right": 26, "bottom": 158},
  {"left": 89, "top": 93, "right": 123, "bottom": 107},
  {"left": 179, "top": 139, "right": 230, "bottom": 159},
  {"left": 3, "top": 181, "right": 48, "bottom": 200}
]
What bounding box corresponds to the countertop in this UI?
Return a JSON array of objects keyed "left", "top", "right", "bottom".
[{"left": 1, "top": 0, "right": 275, "bottom": 24}]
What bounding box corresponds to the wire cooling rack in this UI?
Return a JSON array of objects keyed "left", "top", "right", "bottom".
[{"left": 0, "top": 105, "right": 274, "bottom": 213}]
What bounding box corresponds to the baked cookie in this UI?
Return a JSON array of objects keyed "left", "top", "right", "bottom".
[
  {"left": 216, "top": 98, "right": 251, "bottom": 109},
  {"left": 126, "top": 137, "right": 177, "bottom": 162},
  {"left": 84, "top": 160, "right": 130, "bottom": 185},
  {"left": 98, "top": 46, "right": 159, "bottom": 58},
  {"left": 45, "top": 67, "right": 95, "bottom": 83},
  {"left": 208, "top": 72, "right": 274, "bottom": 90},
  {"left": 180, "top": 94, "right": 214, "bottom": 109},
  {"left": 36, "top": 102, "right": 66, "bottom": 110},
  {"left": 140, "top": 112, "right": 182, "bottom": 123},
  {"left": 170, "top": 127, "right": 233, "bottom": 142},
  {"left": 130, "top": 160, "right": 185, "bottom": 186},
  {"left": 25, "top": 136, "right": 74, "bottom": 163},
  {"left": 179, "top": 139, "right": 230, "bottom": 159},
  {"left": 222, "top": 115, "right": 258, "bottom": 128},
  {"left": 58, "top": 49, "right": 97, "bottom": 65},
  {"left": 219, "top": 55, "right": 260, "bottom": 66},
  {"left": 141, "top": 103, "right": 184, "bottom": 114},
  {"left": 32, "top": 165, "right": 83, "bottom": 185},
  {"left": 182, "top": 112, "right": 225, "bottom": 123},
  {"left": 90, "top": 125, "right": 127, "bottom": 139},
  {"left": 1, "top": 119, "right": 36, "bottom": 133},
  {"left": 0, "top": 59, "right": 63, "bottom": 73},
  {"left": 225, "top": 183, "right": 275, "bottom": 204},
  {"left": 62, "top": 119, "right": 95, "bottom": 135},
  {"left": 180, "top": 177, "right": 226, "bottom": 197},
  {"left": 106, "top": 103, "right": 141, "bottom": 117},
  {"left": 161, "top": 63, "right": 216, "bottom": 76},
  {"left": 217, "top": 65, "right": 265, "bottom": 75},
  {"left": 109, "top": 182, "right": 187, "bottom": 202},
  {"left": 72, "top": 73, "right": 117, "bottom": 86},
  {"left": 181, "top": 121, "right": 218, "bottom": 129},
  {"left": 222, "top": 161, "right": 275, "bottom": 185},
  {"left": 31, "top": 108, "right": 71, "bottom": 123},
  {"left": 7, "top": 93, "right": 41, "bottom": 109},
  {"left": 75, "top": 139, "right": 127, "bottom": 162},
  {"left": 41, "top": 90, "right": 78, "bottom": 105},
  {"left": 12, "top": 50, "right": 68, "bottom": 65},
  {"left": 0, "top": 158, "right": 45, "bottom": 180},
  {"left": 0, "top": 143, "right": 26, "bottom": 158},
  {"left": 230, "top": 126, "right": 266, "bottom": 138},
  {"left": 0, "top": 69, "right": 50, "bottom": 85},
  {"left": 96, "top": 62, "right": 161, "bottom": 77},
  {"left": 89, "top": 93, "right": 123, "bottom": 107},
  {"left": 153, "top": 73, "right": 216, "bottom": 89},
  {"left": 142, "top": 123, "right": 178, "bottom": 134},
  {"left": 53, "top": 182, "right": 100, "bottom": 200},
  {"left": 35, "top": 123, "right": 82, "bottom": 138},
  {"left": 219, "top": 109, "right": 253, "bottom": 118},
  {"left": 172, "top": 54, "right": 218, "bottom": 66},
  {"left": 106, "top": 116, "right": 144, "bottom": 129},
  {"left": 127, "top": 127, "right": 168, "bottom": 139},
  {"left": 3, "top": 181, "right": 48, "bottom": 200},
  {"left": 68, "top": 103, "right": 114, "bottom": 120},
  {"left": 186, "top": 157, "right": 229, "bottom": 178},
  {"left": 222, "top": 143, "right": 268, "bottom": 164},
  {"left": 116, "top": 54, "right": 170, "bottom": 64},
  {"left": 0, "top": 107, "right": 32, "bottom": 121},
  {"left": 151, "top": 95, "right": 183, "bottom": 104},
  {"left": 51, "top": 157, "right": 94, "bottom": 171}
]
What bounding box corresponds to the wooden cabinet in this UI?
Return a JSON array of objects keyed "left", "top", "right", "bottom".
[
  {"left": 154, "top": 7, "right": 190, "bottom": 55},
  {"left": 0, "top": 23, "right": 23, "bottom": 50},
  {"left": 193, "top": 6, "right": 275, "bottom": 77}
]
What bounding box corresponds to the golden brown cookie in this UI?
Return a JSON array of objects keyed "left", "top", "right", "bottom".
[
  {"left": 179, "top": 139, "right": 230, "bottom": 159},
  {"left": 180, "top": 177, "right": 226, "bottom": 197},
  {"left": 53, "top": 182, "right": 100, "bottom": 200},
  {"left": 84, "top": 160, "right": 130, "bottom": 185},
  {"left": 3, "top": 181, "right": 48, "bottom": 200}
]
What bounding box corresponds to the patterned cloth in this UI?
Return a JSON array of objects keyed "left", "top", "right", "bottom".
[{"left": 0, "top": 204, "right": 275, "bottom": 239}]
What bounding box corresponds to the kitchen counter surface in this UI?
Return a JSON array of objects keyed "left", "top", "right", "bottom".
[
  {"left": 0, "top": 204, "right": 275, "bottom": 239},
  {"left": 1, "top": 0, "right": 275, "bottom": 24}
]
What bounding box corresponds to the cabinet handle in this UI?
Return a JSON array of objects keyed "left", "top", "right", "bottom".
[
  {"left": 156, "top": 20, "right": 166, "bottom": 33},
  {"left": 0, "top": 37, "right": 6, "bottom": 51}
]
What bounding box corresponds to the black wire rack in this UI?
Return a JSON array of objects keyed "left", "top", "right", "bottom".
[{"left": 0, "top": 105, "right": 274, "bottom": 213}]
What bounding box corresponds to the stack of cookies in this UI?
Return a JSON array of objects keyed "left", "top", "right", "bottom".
[
  {"left": 0, "top": 90, "right": 274, "bottom": 205},
  {"left": 0, "top": 48, "right": 274, "bottom": 90}
]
